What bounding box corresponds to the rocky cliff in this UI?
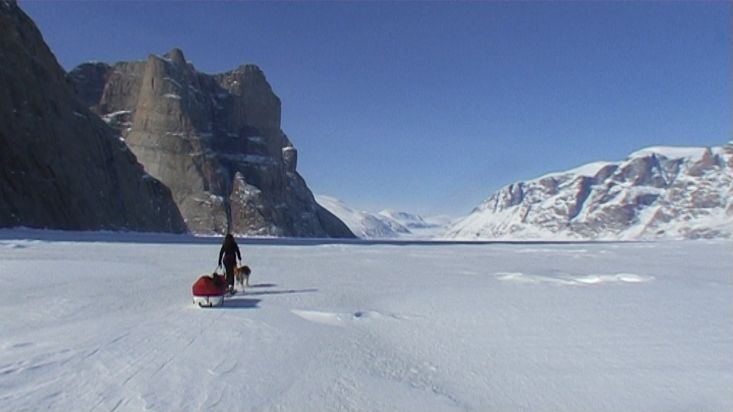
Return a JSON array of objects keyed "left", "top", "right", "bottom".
[
  {"left": 69, "top": 49, "right": 353, "bottom": 237},
  {"left": 0, "top": 1, "right": 186, "bottom": 232},
  {"left": 447, "top": 143, "right": 733, "bottom": 240}
]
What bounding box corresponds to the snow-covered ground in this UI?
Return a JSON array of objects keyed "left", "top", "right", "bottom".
[{"left": 1, "top": 231, "right": 731, "bottom": 411}]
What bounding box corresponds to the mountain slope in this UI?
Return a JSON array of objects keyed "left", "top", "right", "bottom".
[
  {"left": 378, "top": 210, "right": 433, "bottom": 229},
  {"left": 315, "top": 196, "right": 454, "bottom": 239},
  {"left": 0, "top": 1, "right": 185, "bottom": 232},
  {"left": 315, "top": 196, "right": 410, "bottom": 239},
  {"left": 69, "top": 50, "right": 353, "bottom": 238},
  {"left": 447, "top": 143, "right": 733, "bottom": 240}
]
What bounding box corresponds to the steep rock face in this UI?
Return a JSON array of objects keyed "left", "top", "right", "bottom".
[
  {"left": 447, "top": 144, "right": 733, "bottom": 240},
  {"left": 0, "top": 1, "right": 185, "bottom": 232},
  {"left": 70, "top": 49, "right": 353, "bottom": 237}
]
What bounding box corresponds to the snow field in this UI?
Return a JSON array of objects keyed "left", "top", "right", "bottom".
[{"left": 0, "top": 236, "right": 731, "bottom": 411}]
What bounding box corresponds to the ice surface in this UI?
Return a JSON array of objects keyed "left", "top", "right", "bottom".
[{"left": 0, "top": 231, "right": 730, "bottom": 411}]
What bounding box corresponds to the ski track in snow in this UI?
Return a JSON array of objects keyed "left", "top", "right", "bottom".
[{"left": 0, "top": 235, "right": 731, "bottom": 411}]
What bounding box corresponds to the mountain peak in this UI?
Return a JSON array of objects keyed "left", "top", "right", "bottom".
[
  {"left": 163, "top": 48, "right": 187, "bottom": 66},
  {"left": 629, "top": 145, "right": 713, "bottom": 161},
  {"left": 235, "top": 63, "right": 263, "bottom": 74}
]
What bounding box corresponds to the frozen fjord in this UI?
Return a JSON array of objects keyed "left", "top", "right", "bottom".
[{"left": 0, "top": 235, "right": 731, "bottom": 411}]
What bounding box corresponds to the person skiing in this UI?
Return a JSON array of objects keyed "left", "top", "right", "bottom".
[{"left": 218, "top": 233, "right": 241, "bottom": 293}]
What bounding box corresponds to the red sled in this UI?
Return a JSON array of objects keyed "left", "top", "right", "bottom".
[{"left": 192, "top": 273, "right": 227, "bottom": 307}]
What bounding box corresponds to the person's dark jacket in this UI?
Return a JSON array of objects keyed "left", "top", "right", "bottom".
[{"left": 218, "top": 241, "right": 241, "bottom": 266}]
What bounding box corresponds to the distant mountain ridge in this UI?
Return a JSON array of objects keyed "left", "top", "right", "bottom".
[
  {"left": 447, "top": 143, "right": 733, "bottom": 240},
  {"left": 315, "top": 196, "right": 409, "bottom": 239},
  {"left": 315, "top": 196, "right": 451, "bottom": 239},
  {"left": 377, "top": 210, "right": 436, "bottom": 230},
  {"left": 69, "top": 49, "right": 353, "bottom": 238}
]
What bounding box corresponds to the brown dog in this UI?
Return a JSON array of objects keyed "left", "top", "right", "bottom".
[{"left": 235, "top": 265, "right": 251, "bottom": 290}]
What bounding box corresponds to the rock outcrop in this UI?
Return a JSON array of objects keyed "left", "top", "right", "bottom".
[
  {"left": 0, "top": 1, "right": 186, "bottom": 232},
  {"left": 447, "top": 144, "right": 733, "bottom": 240},
  {"left": 69, "top": 49, "right": 354, "bottom": 237}
]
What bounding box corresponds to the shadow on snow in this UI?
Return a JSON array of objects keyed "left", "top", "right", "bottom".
[
  {"left": 222, "top": 298, "right": 261, "bottom": 309},
  {"left": 243, "top": 288, "right": 318, "bottom": 297}
]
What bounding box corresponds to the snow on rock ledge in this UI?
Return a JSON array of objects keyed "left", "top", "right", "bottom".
[{"left": 447, "top": 143, "right": 733, "bottom": 241}]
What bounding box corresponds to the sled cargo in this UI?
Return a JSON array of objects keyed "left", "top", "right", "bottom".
[{"left": 192, "top": 273, "right": 227, "bottom": 307}]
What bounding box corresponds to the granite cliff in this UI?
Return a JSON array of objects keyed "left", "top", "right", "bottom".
[{"left": 70, "top": 49, "right": 353, "bottom": 237}]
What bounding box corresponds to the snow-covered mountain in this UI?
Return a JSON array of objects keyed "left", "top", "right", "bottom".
[
  {"left": 315, "top": 196, "right": 453, "bottom": 239},
  {"left": 378, "top": 210, "right": 434, "bottom": 229},
  {"left": 315, "top": 196, "right": 410, "bottom": 239},
  {"left": 447, "top": 143, "right": 733, "bottom": 240},
  {"left": 378, "top": 210, "right": 455, "bottom": 239}
]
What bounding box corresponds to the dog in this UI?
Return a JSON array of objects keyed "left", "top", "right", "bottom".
[{"left": 235, "top": 265, "right": 251, "bottom": 290}]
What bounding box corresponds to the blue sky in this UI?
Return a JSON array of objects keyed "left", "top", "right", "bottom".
[{"left": 21, "top": 1, "right": 731, "bottom": 216}]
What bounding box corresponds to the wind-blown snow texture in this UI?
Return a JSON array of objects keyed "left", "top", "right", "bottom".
[
  {"left": 1, "top": 231, "right": 730, "bottom": 411},
  {"left": 448, "top": 144, "right": 733, "bottom": 240}
]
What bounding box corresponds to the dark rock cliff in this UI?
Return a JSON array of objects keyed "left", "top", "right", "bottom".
[
  {"left": 69, "top": 48, "right": 354, "bottom": 237},
  {"left": 0, "top": 1, "right": 186, "bottom": 232}
]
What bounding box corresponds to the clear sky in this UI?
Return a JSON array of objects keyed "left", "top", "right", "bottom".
[{"left": 20, "top": 1, "right": 731, "bottom": 217}]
